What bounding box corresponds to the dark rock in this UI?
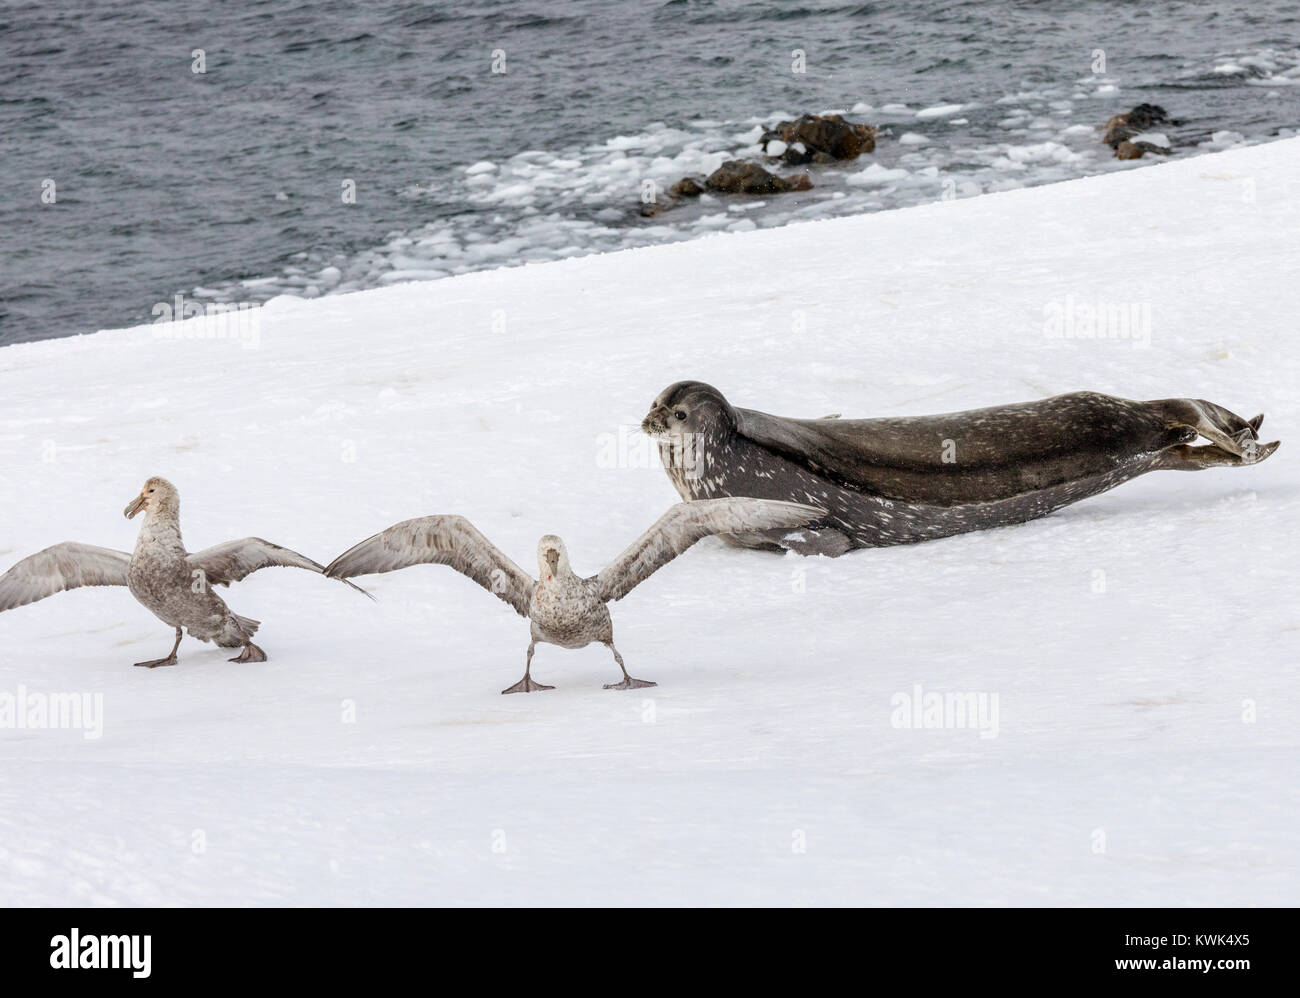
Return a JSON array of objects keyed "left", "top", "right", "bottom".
[
  {"left": 776, "top": 145, "right": 811, "bottom": 166},
  {"left": 704, "top": 160, "right": 812, "bottom": 195},
  {"left": 1103, "top": 103, "right": 1175, "bottom": 152},
  {"left": 637, "top": 176, "right": 706, "bottom": 217},
  {"left": 1115, "top": 139, "right": 1170, "bottom": 160},
  {"left": 1126, "top": 103, "right": 1172, "bottom": 131},
  {"left": 760, "top": 114, "right": 877, "bottom": 162}
]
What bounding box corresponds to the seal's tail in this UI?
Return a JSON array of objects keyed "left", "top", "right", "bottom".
[{"left": 1152, "top": 399, "right": 1280, "bottom": 470}]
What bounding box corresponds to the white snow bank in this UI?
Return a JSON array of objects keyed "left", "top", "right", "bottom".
[{"left": 1, "top": 138, "right": 1298, "bottom": 906}]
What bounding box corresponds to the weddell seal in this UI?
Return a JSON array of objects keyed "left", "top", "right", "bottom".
[{"left": 641, "top": 383, "right": 1279, "bottom": 557}]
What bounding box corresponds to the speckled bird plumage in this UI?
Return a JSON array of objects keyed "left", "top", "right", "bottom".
[
  {"left": 0, "top": 476, "right": 369, "bottom": 667},
  {"left": 325, "top": 497, "right": 822, "bottom": 693},
  {"left": 124, "top": 480, "right": 262, "bottom": 653}
]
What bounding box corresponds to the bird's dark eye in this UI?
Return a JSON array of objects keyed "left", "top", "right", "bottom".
[
  {"left": 674, "top": 410, "right": 686, "bottom": 420},
  {"left": 148, "top": 489, "right": 154, "bottom": 493}
]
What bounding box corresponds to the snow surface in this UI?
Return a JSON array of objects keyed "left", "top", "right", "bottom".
[{"left": 1, "top": 138, "right": 1297, "bottom": 907}]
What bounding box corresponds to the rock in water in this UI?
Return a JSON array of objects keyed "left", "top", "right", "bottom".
[
  {"left": 761, "top": 114, "right": 877, "bottom": 164},
  {"left": 1115, "top": 139, "right": 1170, "bottom": 160},
  {"left": 704, "top": 161, "right": 812, "bottom": 194},
  {"left": 1103, "top": 104, "right": 1175, "bottom": 157},
  {"left": 668, "top": 177, "right": 704, "bottom": 198}
]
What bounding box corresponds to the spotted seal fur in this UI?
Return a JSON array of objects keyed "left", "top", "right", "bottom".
[{"left": 642, "top": 383, "right": 1278, "bottom": 556}]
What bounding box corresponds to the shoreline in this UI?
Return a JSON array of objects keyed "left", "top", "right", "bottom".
[{"left": 3, "top": 132, "right": 1292, "bottom": 357}]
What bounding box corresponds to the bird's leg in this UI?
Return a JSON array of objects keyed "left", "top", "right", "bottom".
[
  {"left": 601, "top": 641, "right": 656, "bottom": 691},
  {"left": 229, "top": 643, "right": 267, "bottom": 663},
  {"left": 502, "top": 641, "right": 554, "bottom": 694},
  {"left": 134, "top": 627, "right": 183, "bottom": 669}
]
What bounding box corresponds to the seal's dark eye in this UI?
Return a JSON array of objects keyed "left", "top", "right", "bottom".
[{"left": 674, "top": 410, "right": 686, "bottom": 421}]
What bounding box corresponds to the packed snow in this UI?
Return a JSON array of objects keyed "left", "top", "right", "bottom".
[{"left": 1, "top": 137, "right": 1297, "bottom": 906}]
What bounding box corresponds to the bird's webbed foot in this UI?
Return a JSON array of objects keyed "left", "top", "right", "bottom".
[
  {"left": 136, "top": 627, "right": 183, "bottom": 668},
  {"left": 603, "top": 677, "right": 657, "bottom": 691},
  {"left": 229, "top": 643, "right": 267, "bottom": 663},
  {"left": 133, "top": 655, "right": 177, "bottom": 669},
  {"left": 501, "top": 676, "right": 555, "bottom": 694}
]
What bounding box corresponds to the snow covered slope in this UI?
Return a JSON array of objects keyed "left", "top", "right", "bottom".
[{"left": 1, "top": 138, "right": 1296, "bottom": 907}]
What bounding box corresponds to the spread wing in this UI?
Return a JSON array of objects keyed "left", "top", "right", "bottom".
[
  {"left": 594, "top": 499, "right": 822, "bottom": 603},
  {"left": 0, "top": 543, "right": 131, "bottom": 612},
  {"left": 188, "top": 538, "right": 373, "bottom": 598},
  {"left": 323, "top": 516, "right": 535, "bottom": 617}
]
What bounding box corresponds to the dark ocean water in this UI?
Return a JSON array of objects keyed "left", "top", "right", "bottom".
[{"left": 1, "top": 0, "right": 1298, "bottom": 345}]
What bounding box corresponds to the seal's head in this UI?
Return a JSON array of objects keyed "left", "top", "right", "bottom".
[
  {"left": 536, "top": 534, "right": 572, "bottom": 581},
  {"left": 124, "top": 476, "right": 179, "bottom": 519},
  {"left": 641, "top": 381, "right": 738, "bottom": 441}
]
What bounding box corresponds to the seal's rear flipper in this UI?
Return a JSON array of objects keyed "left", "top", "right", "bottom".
[
  {"left": 1160, "top": 439, "right": 1279, "bottom": 471},
  {"left": 1241, "top": 439, "right": 1279, "bottom": 464},
  {"left": 1156, "top": 398, "right": 1265, "bottom": 456}
]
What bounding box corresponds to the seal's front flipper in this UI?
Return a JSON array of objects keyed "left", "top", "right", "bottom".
[
  {"left": 778, "top": 527, "right": 854, "bottom": 558},
  {"left": 717, "top": 531, "right": 786, "bottom": 553}
]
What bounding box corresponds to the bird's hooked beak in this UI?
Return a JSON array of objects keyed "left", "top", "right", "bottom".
[
  {"left": 545, "top": 548, "right": 560, "bottom": 575},
  {"left": 124, "top": 494, "right": 147, "bottom": 519}
]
